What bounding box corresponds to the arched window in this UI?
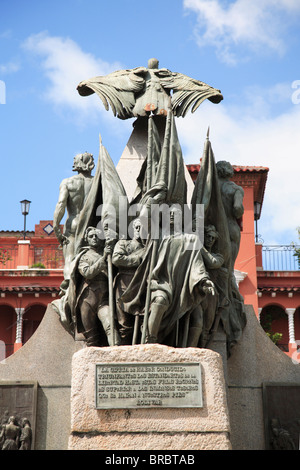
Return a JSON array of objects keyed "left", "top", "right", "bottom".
[
  {"left": 23, "top": 304, "right": 46, "bottom": 344},
  {"left": 0, "top": 304, "right": 17, "bottom": 358},
  {"left": 294, "top": 307, "right": 300, "bottom": 345},
  {"left": 260, "top": 305, "right": 288, "bottom": 351}
]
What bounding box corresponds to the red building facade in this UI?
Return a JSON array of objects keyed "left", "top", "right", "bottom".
[{"left": 0, "top": 221, "right": 63, "bottom": 359}]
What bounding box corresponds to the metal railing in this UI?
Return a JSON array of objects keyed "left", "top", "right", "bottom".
[
  {"left": 276, "top": 343, "right": 289, "bottom": 353},
  {"left": 0, "top": 243, "right": 64, "bottom": 270},
  {"left": 30, "top": 244, "right": 64, "bottom": 269},
  {"left": 262, "top": 245, "right": 300, "bottom": 271}
]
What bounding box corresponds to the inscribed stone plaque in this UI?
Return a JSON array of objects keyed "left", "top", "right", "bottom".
[
  {"left": 262, "top": 382, "right": 300, "bottom": 450},
  {"left": 0, "top": 381, "right": 37, "bottom": 449},
  {"left": 95, "top": 362, "right": 202, "bottom": 409}
]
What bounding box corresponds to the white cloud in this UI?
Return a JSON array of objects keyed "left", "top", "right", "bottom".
[
  {"left": 0, "top": 61, "right": 20, "bottom": 74},
  {"left": 177, "top": 86, "right": 300, "bottom": 244},
  {"left": 184, "top": 0, "right": 300, "bottom": 64},
  {"left": 22, "top": 32, "right": 122, "bottom": 117}
]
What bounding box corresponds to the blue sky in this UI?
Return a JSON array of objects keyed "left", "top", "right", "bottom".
[{"left": 1, "top": 0, "right": 300, "bottom": 245}]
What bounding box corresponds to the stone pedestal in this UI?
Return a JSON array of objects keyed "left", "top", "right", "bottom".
[{"left": 68, "top": 344, "right": 231, "bottom": 450}]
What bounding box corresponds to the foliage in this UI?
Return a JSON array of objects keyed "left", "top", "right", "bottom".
[
  {"left": 29, "top": 262, "right": 46, "bottom": 269},
  {"left": 292, "top": 227, "right": 300, "bottom": 269},
  {"left": 0, "top": 247, "right": 12, "bottom": 265},
  {"left": 265, "top": 331, "right": 283, "bottom": 345},
  {"left": 261, "top": 312, "right": 283, "bottom": 345}
]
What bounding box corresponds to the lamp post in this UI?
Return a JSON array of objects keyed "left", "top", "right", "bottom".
[
  {"left": 254, "top": 201, "right": 261, "bottom": 243},
  {"left": 20, "top": 199, "right": 31, "bottom": 240}
]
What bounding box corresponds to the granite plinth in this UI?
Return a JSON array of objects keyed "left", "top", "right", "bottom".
[{"left": 68, "top": 344, "right": 231, "bottom": 450}]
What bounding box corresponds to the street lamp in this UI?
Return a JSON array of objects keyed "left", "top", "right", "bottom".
[
  {"left": 20, "top": 199, "right": 31, "bottom": 240},
  {"left": 254, "top": 201, "right": 261, "bottom": 243}
]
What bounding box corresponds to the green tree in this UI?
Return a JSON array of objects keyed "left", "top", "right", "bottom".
[
  {"left": 261, "top": 312, "right": 283, "bottom": 345},
  {"left": 292, "top": 227, "right": 300, "bottom": 269}
]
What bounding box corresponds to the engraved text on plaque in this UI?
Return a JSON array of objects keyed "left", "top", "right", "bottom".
[{"left": 95, "top": 362, "right": 202, "bottom": 409}]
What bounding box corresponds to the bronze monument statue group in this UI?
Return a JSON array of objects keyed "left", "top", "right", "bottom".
[{"left": 52, "top": 59, "right": 246, "bottom": 355}]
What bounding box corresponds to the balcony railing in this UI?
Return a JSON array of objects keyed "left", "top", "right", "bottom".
[
  {"left": 262, "top": 245, "right": 300, "bottom": 271},
  {"left": 31, "top": 244, "right": 64, "bottom": 269},
  {"left": 276, "top": 343, "right": 289, "bottom": 352}
]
